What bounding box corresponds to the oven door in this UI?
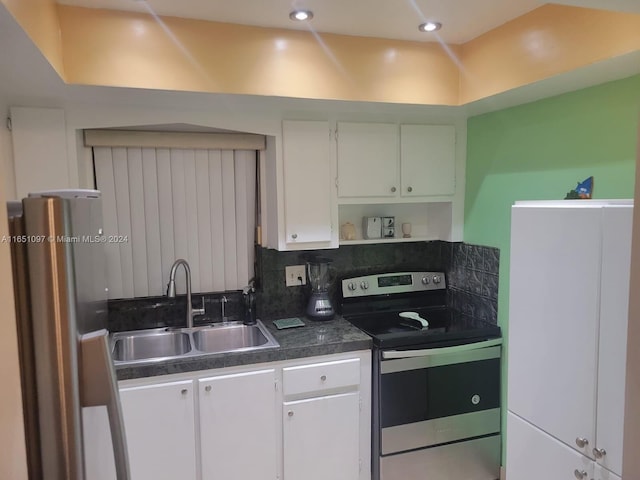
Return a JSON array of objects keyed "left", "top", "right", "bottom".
[{"left": 379, "top": 338, "right": 502, "bottom": 456}]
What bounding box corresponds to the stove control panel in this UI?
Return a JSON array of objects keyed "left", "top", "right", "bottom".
[{"left": 341, "top": 271, "right": 446, "bottom": 298}]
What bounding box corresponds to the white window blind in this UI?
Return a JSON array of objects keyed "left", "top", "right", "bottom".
[{"left": 93, "top": 146, "right": 256, "bottom": 299}]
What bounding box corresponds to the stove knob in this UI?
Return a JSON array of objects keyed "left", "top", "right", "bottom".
[
  {"left": 422, "top": 276, "right": 430, "bottom": 285},
  {"left": 360, "top": 281, "right": 369, "bottom": 290},
  {"left": 347, "top": 282, "right": 357, "bottom": 291},
  {"left": 433, "top": 275, "right": 442, "bottom": 284}
]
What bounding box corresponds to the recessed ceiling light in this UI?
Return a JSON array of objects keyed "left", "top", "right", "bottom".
[
  {"left": 418, "top": 22, "right": 442, "bottom": 33},
  {"left": 289, "top": 10, "right": 313, "bottom": 21}
]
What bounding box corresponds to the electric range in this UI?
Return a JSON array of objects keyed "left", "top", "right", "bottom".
[{"left": 340, "top": 271, "right": 502, "bottom": 480}]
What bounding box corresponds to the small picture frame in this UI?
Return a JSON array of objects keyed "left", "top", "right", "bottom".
[{"left": 382, "top": 217, "right": 395, "bottom": 238}]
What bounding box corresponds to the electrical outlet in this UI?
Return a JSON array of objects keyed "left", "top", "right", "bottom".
[{"left": 285, "top": 265, "right": 306, "bottom": 287}]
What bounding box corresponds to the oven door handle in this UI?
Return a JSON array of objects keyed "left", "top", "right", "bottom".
[{"left": 382, "top": 338, "right": 502, "bottom": 359}]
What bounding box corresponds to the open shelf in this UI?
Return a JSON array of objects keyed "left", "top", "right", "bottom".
[
  {"left": 338, "top": 202, "right": 453, "bottom": 244},
  {"left": 339, "top": 236, "right": 436, "bottom": 245}
]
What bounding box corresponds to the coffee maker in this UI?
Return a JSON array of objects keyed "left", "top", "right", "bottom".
[{"left": 305, "top": 257, "right": 335, "bottom": 320}]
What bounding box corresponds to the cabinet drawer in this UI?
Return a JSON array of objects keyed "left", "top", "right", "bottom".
[{"left": 283, "top": 358, "right": 360, "bottom": 396}]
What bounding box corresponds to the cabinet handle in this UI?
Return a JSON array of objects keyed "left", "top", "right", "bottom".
[
  {"left": 407, "top": 186, "right": 413, "bottom": 193},
  {"left": 291, "top": 233, "right": 298, "bottom": 240},
  {"left": 593, "top": 447, "right": 607, "bottom": 459},
  {"left": 320, "top": 375, "right": 327, "bottom": 381},
  {"left": 573, "top": 470, "right": 587, "bottom": 479},
  {"left": 181, "top": 389, "right": 188, "bottom": 396},
  {"left": 575, "top": 437, "right": 589, "bottom": 448},
  {"left": 288, "top": 411, "right": 294, "bottom": 417},
  {"left": 205, "top": 385, "right": 212, "bottom": 392},
  {"left": 390, "top": 186, "right": 396, "bottom": 193}
]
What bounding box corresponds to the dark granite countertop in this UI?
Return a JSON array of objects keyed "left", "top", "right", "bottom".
[{"left": 115, "top": 316, "right": 372, "bottom": 381}]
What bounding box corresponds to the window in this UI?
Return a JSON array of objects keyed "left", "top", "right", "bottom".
[{"left": 89, "top": 131, "right": 262, "bottom": 299}]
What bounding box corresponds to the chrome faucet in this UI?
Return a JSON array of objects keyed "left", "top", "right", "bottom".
[{"left": 166, "top": 259, "right": 205, "bottom": 329}]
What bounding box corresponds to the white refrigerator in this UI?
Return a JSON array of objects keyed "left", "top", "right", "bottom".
[
  {"left": 506, "top": 200, "right": 632, "bottom": 480},
  {"left": 8, "top": 190, "right": 130, "bottom": 480}
]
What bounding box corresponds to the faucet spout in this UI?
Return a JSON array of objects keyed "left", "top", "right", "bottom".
[{"left": 167, "top": 259, "right": 205, "bottom": 329}]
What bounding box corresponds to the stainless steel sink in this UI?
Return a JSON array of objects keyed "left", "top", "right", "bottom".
[
  {"left": 193, "top": 323, "right": 270, "bottom": 353},
  {"left": 112, "top": 330, "right": 191, "bottom": 362},
  {"left": 111, "top": 320, "right": 279, "bottom": 365}
]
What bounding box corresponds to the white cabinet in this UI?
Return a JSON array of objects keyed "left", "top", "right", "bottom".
[
  {"left": 400, "top": 124, "right": 455, "bottom": 197},
  {"left": 283, "top": 393, "right": 360, "bottom": 480},
  {"left": 282, "top": 357, "right": 365, "bottom": 480},
  {"left": 508, "top": 201, "right": 632, "bottom": 478},
  {"left": 120, "top": 380, "right": 197, "bottom": 480},
  {"left": 337, "top": 122, "right": 399, "bottom": 198},
  {"left": 280, "top": 120, "right": 337, "bottom": 249},
  {"left": 198, "top": 369, "right": 277, "bottom": 480},
  {"left": 594, "top": 464, "right": 622, "bottom": 480},
  {"left": 334, "top": 122, "right": 457, "bottom": 244},
  {"left": 507, "top": 412, "right": 593, "bottom": 480},
  {"left": 10, "top": 106, "right": 70, "bottom": 199},
  {"left": 86, "top": 351, "right": 371, "bottom": 480},
  {"left": 336, "top": 122, "right": 455, "bottom": 200}
]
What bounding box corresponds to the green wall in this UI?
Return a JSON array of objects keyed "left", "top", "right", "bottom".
[
  {"left": 465, "top": 74, "right": 640, "bottom": 463},
  {"left": 466, "top": 73, "right": 639, "bottom": 329}
]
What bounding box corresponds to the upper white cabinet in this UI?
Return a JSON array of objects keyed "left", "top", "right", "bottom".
[
  {"left": 10, "top": 106, "right": 70, "bottom": 199},
  {"left": 400, "top": 124, "right": 455, "bottom": 197},
  {"left": 508, "top": 201, "right": 632, "bottom": 478},
  {"left": 337, "top": 122, "right": 399, "bottom": 198},
  {"left": 279, "top": 120, "right": 338, "bottom": 249},
  {"left": 336, "top": 122, "right": 456, "bottom": 201},
  {"left": 267, "top": 120, "right": 460, "bottom": 249}
]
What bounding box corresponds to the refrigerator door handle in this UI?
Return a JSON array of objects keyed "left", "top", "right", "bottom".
[{"left": 81, "top": 329, "right": 131, "bottom": 480}]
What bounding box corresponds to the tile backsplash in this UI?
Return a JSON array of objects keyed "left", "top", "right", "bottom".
[
  {"left": 107, "top": 241, "right": 499, "bottom": 330},
  {"left": 256, "top": 241, "right": 499, "bottom": 325},
  {"left": 447, "top": 243, "right": 500, "bottom": 325}
]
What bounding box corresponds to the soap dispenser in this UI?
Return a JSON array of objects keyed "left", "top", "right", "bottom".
[{"left": 242, "top": 285, "right": 257, "bottom": 325}]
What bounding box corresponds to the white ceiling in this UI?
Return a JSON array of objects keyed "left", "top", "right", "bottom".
[{"left": 55, "top": 0, "right": 640, "bottom": 44}]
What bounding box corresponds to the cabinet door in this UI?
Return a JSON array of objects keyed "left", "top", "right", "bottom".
[
  {"left": 509, "top": 205, "right": 601, "bottom": 453},
  {"left": 199, "top": 369, "right": 277, "bottom": 480},
  {"left": 282, "top": 120, "right": 334, "bottom": 245},
  {"left": 283, "top": 392, "right": 360, "bottom": 480},
  {"left": 337, "top": 122, "right": 398, "bottom": 198},
  {"left": 594, "top": 464, "right": 622, "bottom": 480},
  {"left": 120, "top": 380, "right": 197, "bottom": 480},
  {"left": 400, "top": 124, "right": 455, "bottom": 197},
  {"left": 596, "top": 206, "right": 633, "bottom": 476},
  {"left": 507, "top": 412, "right": 593, "bottom": 480}
]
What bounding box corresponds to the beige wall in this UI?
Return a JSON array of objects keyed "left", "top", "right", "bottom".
[
  {"left": 0, "top": 99, "right": 27, "bottom": 479},
  {"left": 623, "top": 120, "right": 640, "bottom": 478},
  {"left": 459, "top": 5, "right": 640, "bottom": 104},
  {"left": 1, "top": 0, "right": 64, "bottom": 77},
  {"left": 52, "top": 4, "right": 640, "bottom": 106},
  {"left": 58, "top": 6, "right": 460, "bottom": 105}
]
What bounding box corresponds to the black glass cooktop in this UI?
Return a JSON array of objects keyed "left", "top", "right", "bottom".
[{"left": 344, "top": 306, "right": 501, "bottom": 349}]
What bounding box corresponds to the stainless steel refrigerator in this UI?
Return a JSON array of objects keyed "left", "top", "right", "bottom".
[{"left": 8, "top": 190, "right": 130, "bottom": 480}]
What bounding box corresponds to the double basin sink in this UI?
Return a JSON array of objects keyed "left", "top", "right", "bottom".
[{"left": 111, "top": 320, "right": 279, "bottom": 364}]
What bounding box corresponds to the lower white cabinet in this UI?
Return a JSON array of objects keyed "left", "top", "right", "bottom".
[
  {"left": 283, "top": 392, "right": 360, "bottom": 480},
  {"left": 120, "top": 380, "right": 197, "bottom": 480},
  {"left": 85, "top": 351, "right": 371, "bottom": 480},
  {"left": 199, "top": 369, "right": 277, "bottom": 480}
]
